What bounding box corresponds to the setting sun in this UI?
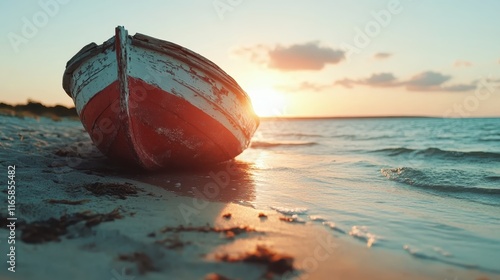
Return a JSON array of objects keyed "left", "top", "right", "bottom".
[{"left": 247, "top": 87, "right": 287, "bottom": 117}]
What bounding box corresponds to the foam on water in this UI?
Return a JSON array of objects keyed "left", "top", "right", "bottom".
[
  {"left": 250, "top": 141, "right": 319, "bottom": 149},
  {"left": 270, "top": 206, "right": 308, "bottom": 215},
  {"left": 237, "top": 117, "right": 500, "bottom": 274},
  {"left": 308, "top": 215, "right": 327, "bottom": 222},
  {"left": 349, "top": 226, "right": 380, "bottom": 248},
  {"left": 373, "top": 147, "right": 500, "bottom": 162},
  {"left": 4, "top": 115, "right": 499, "bottom": 274},
  {"left": 380, "top": 167, "right": 500, "bottom": 195},
  {"left": 321, "top": 221, "right": 346, "bottom": 234}
]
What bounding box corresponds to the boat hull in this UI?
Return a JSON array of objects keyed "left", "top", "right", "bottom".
[{"left": 63, "top": 27, "right": 259, "bottom": 170}]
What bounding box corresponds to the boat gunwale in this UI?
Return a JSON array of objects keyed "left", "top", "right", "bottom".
[
  {"left": 62, "top": 27, "right": 259, "bottom": 142},
  {"left": 62, "top": 37, "right": 115, "bottom": 96},
  {"left": 61, "top": 27, "right": 260, "bottom": 169},
  {"left": 63, "top": 28, "right": 260, "bottom": 130},
  {"left": 129, "top": 35, "right": 259, "bottom": 137},
  {"left": 63, "top": 31, "right": 255, "bottom": 108},
  {"left": 130, "top": 33, "right": 248, "bottom": 101}
]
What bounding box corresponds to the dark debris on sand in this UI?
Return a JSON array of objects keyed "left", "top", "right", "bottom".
[
  {"left": 46, "top": 199, "right": 90, "bottom": 205},
  {"left": 204, "top": 273, "right": 234, "bottom": 280},
  {"left": 54, "top": 147, "right": 81, "bottom": 157},
  {"left": 216, "top": 245, "right": 295, "bottom": 278},
  {"left": 1, "top": 215, "right": 20, "bottom": 228},
  {"left": 154, "top": 236, "right": 191, "bottom": 250},
  {"left": 258, "top": 213, "right": 268, "bottom": 219},
  {"left": 279, "top": 216, "right": 306, "bottom": 224},
  {"left": 84, "top": 182, "right": 141, "bottom": 199},
  {"left": 21, "top": 208, "right": 122, "bottom": 244},
  {"left": 161, "top": 225, "right": 255, "bottom": 237},
  {"left": 118, "top": 252, "right": 156, "bottom": 275}
]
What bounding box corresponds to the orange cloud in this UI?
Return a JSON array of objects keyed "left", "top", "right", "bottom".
[
  {"left": 331, "top": 71, "right": 477, "bottom": 92},
  {"left": 373, "top": 52, "right": 393, "bottom": 60},
  {"left": 233, "top": 42, "right": 345, "bottom": 71},
  {"left": 335, "top": 71, "right": 476, "bottom": 92}
]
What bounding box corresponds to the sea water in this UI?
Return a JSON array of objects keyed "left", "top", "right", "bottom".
[
  {"left": 238, "top": 117, "right": 500, "bottom": 274},
  {"left": 2, "top": 115, "right": 499, "bottom": 274}
]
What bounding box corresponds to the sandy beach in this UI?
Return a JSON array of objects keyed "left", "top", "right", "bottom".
[
  {"left": 2, "top": 0, "right": 500, "bottom": 278},
  {"left": 0, "top": 115, "right": 497, "bottom": 280}
]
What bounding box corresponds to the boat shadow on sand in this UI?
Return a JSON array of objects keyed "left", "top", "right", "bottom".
[
  {"left": 9, "top": 138, "right": 295, "bottom": 279},
  {"left": 62, "top": 141, "right": 257, "bottom": 204}
]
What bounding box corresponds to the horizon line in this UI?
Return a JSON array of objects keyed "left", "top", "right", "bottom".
[
  {"left": 259, "top": 115, "right": 500, "bottom": 120},
  {"left": 1, "top": 100, "right": 499, "bottom": 120}
]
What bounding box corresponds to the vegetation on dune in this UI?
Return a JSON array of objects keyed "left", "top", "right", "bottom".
[{"left": 0, "top": 100, "right": 78, "bottom": 120}]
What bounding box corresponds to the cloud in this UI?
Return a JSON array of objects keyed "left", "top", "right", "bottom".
[
  {"left": 268, "top": 42, "right": 345, "bottom": 71},
  {"left": 335, "top": 71, "right": 477, "bottom": 92},
  {"left": 234, "top": 42, "right": 345, "bottom": 71},
  {"left": 454, "top": 60, "right": 473, "bottom": 68},
  {"left": 471, "top": 75, "right": 500, "bottom": 91},
  {"left": 363, "top": 73, "right": 398, "bottom": 86},
  {"left": 334, "top": 78, "right": 355, "bottom": 89},
  {"left": 405, "top": 71, "right": 451, "bottom": 90},
  {"left": 231, "top": 44, "right": 269, "bottom": 65},
  {"left": 440, "top": 84, "right": 477, "bottom": 92},
  {"left": 271, "top": 67, "right": 488, "bottom": 94},
  {"left": 373, "top": 52, "right": 393, "bottom": 60},
  {"left": 334, "top": 73, "right": 399, "bottom": 88},
  {"left": 487, "top": 78, "right": 500, "bottom": 83}
]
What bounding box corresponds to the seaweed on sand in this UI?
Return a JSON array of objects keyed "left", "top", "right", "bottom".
[
  {"left": 84, "top": 182, "right": 140, "bottom": 199},
  {"left": 21, "top": 208, "right": 122, "bottom": 244},
  {"left": 216, "top": 245, "right": 295, "bottom": 278}
]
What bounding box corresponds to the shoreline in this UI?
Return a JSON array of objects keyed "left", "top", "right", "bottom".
[
  {"left": 0, "top": 115, "right": 497, "bottom": 279},
  {"left": 0, "top": 172, "right": 494, "bottom": 280}
]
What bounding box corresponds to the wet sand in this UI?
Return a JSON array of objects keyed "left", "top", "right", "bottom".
[{"left": 0, "top": 116, "right": 495, "bottom": 280}]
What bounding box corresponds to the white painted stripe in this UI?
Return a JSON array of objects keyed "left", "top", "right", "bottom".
[
  {"left": 69, "top": 48, "right": 117, "bottom": 115},
  {"left": 68, "top": 37, "right": 256, "bottom": 149},
  {"left": 127, "top": 46, "right": 249, "bottom": 146}
]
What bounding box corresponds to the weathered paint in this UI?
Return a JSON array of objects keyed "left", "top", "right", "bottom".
[
  {"left": 70, "top": 46, "right": 117, "bottom": 115},
  {"left": 62, "top": 26, "right": 259, "bottom": 170},
  {"left": 80, "top": 77, "right": 243, "bottom": 169},
  {"left": 127, "top": 45, "right": 249, "bottom": 147}
]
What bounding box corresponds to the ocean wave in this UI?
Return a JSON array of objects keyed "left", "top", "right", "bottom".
[
  {"left": 270, "top": 206, "right": 308, "bottom": 215},
  {"left": 381, "top": 167, "right": 500, "bottom": 195},
  {"left": 250, "top": 141, "right": 318, "bottom": 149},
  {"left": 358, "top": 135, "right": 393, "bottom": 140},
  {"left": 329, "top": 134, "right": 393, "bottom": 141},
  {"left": 402, "top": 244, "right": 500, "bottom": 273},
  {"left": 309, "top": 215, "right": 327, "bottom": 222},
  {"left": 274, "top": 132, "right": 326, "bottom": 138},
  {"left": 322, "top": 221, "right": 346, "bottom": 234},
  {"left": 373, "top": 147, "right": 500, "bottom": 162},
  {"left": 479, "top": 136, "right": 500, "bottom": 142},
  {"left": 485, "top": 175, "right": 500, "bottom": 182},
  {"left": 349, "top": 226, "right": 379, "bottom": 248}
]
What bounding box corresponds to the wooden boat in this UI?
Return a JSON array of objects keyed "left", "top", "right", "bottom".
[{"left": 63, "top": 26, "right": 259, "bottom": 170}]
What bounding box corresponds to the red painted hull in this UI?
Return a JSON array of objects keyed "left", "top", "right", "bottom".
[
  {"left": 80, "top": 78, "right": 242, "bottom": 169},
  {"left": 63, "top": 26, "right": 259, "bottom": 170}
]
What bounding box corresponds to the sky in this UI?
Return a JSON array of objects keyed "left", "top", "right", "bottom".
[{"left": 1, "top": 0, "right": 499, "bottom": 117}]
